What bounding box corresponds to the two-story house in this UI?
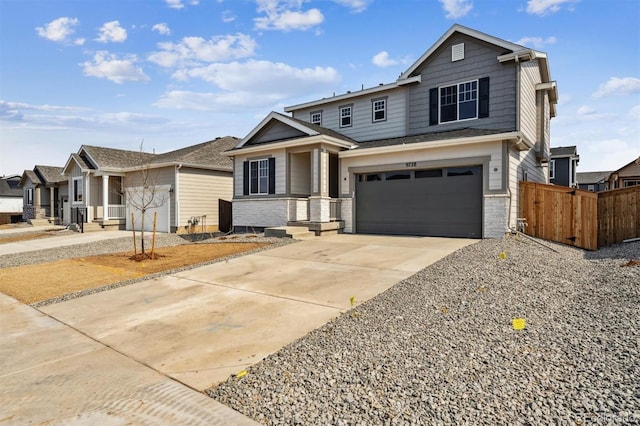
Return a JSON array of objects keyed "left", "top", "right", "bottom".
[
  {"left": 225, "top": 24, "right": 558, "bottom": 238},
  {"left": 550, "top": 146, "right": 579, "bottom": 187}
]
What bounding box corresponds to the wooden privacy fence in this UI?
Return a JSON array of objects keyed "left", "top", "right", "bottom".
[
  {"left": 218, "top": 199, "right": 232, "bottom": 233},
  {"left": 520, "top": 181, "right": 640, "bottom": 250}
]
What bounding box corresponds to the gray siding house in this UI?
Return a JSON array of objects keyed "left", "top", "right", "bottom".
[
  {"left": 19, "top": 166, "right": 69, "bottom": 224},
  {"left": 226, "top": 25, "right": 558, "bottom": 238},
  {"left": 550, "top": 146, "right": 579, "bottom": 187},
  {"left": 577, "top": 171, "right": 611, "bottom": 192}
]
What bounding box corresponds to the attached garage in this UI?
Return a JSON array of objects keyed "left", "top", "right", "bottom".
[
  {"left": 355, "top": 165, "right": 482, "bottom": 238},
  {"left": 125, "top": 185, "right": 171, "bottom": 233}
]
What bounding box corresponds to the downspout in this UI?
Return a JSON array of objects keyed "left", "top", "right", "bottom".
[{"left": 175, "top": 164, "right": 182, "bottom": 230}]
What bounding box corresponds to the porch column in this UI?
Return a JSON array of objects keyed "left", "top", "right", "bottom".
[
  {"left": 49, "top": 187, "right": 55, "bottom": 219},
  {"left": 102, "top": 175, "right": 109, "bottom": 221}
]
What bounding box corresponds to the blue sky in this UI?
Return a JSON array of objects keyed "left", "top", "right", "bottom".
[{"left": 1, "top": 0, "right": 638, "bottom": 175}]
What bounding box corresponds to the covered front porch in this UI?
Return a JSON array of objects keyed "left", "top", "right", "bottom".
[{"left": 71, "top": 173, "right": 126, "bottom": 230}]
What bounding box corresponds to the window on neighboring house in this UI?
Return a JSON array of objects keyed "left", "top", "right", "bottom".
[
  {"left": 549, "top": 160, "right": 556, "bottom": 180},
  {"left": 430, "top": 77, "right": 489, "bottom": 125},
  {"left": 72, "top": 177, "right": 83, "bottom": 202},
  {"left": 26, "top": 188, "right": 33, "bottom": 205},
  {"left": 372, "top": 98, "right": 386, "bottom": 122},
  {"left": 623, "top": 180, "right": 640, "bottom": 188},
  {"left": 310, "top": 111, "right": 322, "bottom": 125},
  {"left": 340, "top": 105, "right": 352, "bottom": 128},
  {"left": 588, "top": 185, "right": 595, "bottom": 192},
  {"left": 243, "top": 158, "right": 275, "bottom": 195}
]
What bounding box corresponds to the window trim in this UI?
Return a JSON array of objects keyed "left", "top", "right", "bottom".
[
  {"left": 249, "top": 159, "right": 269, "bottom": 195},
  {"left": 26, "top": 188, "right": 33, "bottom": 206},
  {"left": 549, "top": 160, "right": 556, "bottom": 180},
  {"left": 310, "top": 110, "right": 322, "bottom": 126},
  {"left": 371, "top": 97, "right": 387, "bottom": 123},
  {"left": 339, "top": 104, "right": 353, "bottom": 128},
  {"left": 587, "top": 185, "right": 595, "bottom": 192},
  {"left": 439, "top": 79, "right": 478, "bottom": 124},
  {"left": 72, "top": 176, "right": 83, "bottom": 203}
]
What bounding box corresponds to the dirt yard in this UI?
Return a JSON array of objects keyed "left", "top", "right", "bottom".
[{"left": 0, "top": 242, "right": 267, "bottom": 304}]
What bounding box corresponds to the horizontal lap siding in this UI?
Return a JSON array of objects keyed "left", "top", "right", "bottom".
[
  {"left": 232, "top": 150, "right": 287, "bottom": 197},
  {"left": 292, "top": 88, "right": 406, "bottom": 141},
  {"left": 178, "top": 168, "right": 232, "bottom": 228},
  {"left": 407, "top": 33, "right": 517, "bottom": 135}
]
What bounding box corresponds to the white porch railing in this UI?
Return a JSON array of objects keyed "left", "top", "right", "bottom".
[{"left": 108, "top": 204, "right": 126, "bottom": 219}]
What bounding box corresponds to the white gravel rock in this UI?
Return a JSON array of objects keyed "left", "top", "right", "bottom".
[{"left": 208, "top": 235, "right": 640, "bottom": 425}]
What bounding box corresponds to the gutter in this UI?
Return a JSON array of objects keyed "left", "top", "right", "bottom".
[{"left": 224, "top": 134, "right": 358, "bottom": 156}]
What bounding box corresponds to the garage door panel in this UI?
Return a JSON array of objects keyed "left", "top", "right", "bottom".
[{"left": 355, "top": 166, "right": 482, "bottom": 238}]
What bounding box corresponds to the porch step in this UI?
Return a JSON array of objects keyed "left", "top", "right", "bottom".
[
  {"left": 264, "top": 226, "right": 316, "bottom": 240},
  {"left": 70, "top": 222, "right": 104, "bottom": 233},
  {"left": 28, "top": 219, "right": 52, "bottom": 226}
]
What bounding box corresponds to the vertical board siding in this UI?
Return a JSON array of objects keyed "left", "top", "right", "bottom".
[
  {"left": 520, "top": 181, "right": 599, "bottom": 250},
  {"left": 407, "top": 33, "right": 518, "bottom": 135},
  {"left": 178, "top": 168, "right": 233, "bottom": 229},
  {"left": 598, "top": 186, "right": 640, "bottom": 247},
  {"left": 519, "top": 60, "right": 541, "bottom": 144},
  {"left": 292, "top": 88, "right": 407, "bottom": 141}
]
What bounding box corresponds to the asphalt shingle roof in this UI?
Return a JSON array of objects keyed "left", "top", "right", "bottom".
[
  {"left": 34, "top": 165, "right": 66, "bottom": 184},
  {"left": 82, "top": 145, "right": 157, "bottom": 169},
  {"left": 22, "top": 170, "right": 41, "bottom": 185},
  {"left": 152, "top": 136, "right": 239, "bottom": 171},
  {"left": 0, "top": 177, "right": 22, "bottom": 197},
  {"left": 550, "top": 146, "right": 578, "bottom": 157},
  {"left": 576, "top": 171, "right": 612, "bottom": 184},
  {"left": 355, "top": 128, "right": 513, "bottom": 149}
]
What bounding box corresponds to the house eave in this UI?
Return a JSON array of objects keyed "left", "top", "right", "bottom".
[
  {"left": 339, "top": 132, "right": 525, "bottom": 158},
  {"left": 118, "top": 162, "right": 232, "bottom": 173},
  {"left": 224, "top": 135, "right": 358, "bottom": 156}
]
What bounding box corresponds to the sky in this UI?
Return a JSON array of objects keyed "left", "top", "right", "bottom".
[{"left": 0, "top": 0, "right": 638, "bottom": 176}]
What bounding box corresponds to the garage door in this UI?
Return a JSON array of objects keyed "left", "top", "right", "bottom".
[
  {"left": 355, "top": 166, "right": 482, "bottom": 238},
  {"left": 125, "top": 185, "right": 171, "bottom": 233}
]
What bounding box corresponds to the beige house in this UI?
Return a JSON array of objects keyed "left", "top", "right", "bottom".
[
  {"left": 19, "top": 166, "right": 68, "bottom": 224},
  {"left": 226, "top": 24, "right": 558, "bottom": 238},
  {"left": 608, "top": 157, "right": 640, "bottom": 189},
  {"left": 62, "top": 137, "right": 238, "bottom": 233}
]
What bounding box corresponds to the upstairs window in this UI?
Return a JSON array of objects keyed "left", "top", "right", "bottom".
[
  {"left": 430, "top": 77, "right": 489, "bottom": 126},
  {"left": 372, "top": 98, "right": 386, "bottom": 122},
  {"left": 340, "top": 105, "right": 352, "bottom": 128},
  {"left": 310, "top": 111, "right": 322, "bottom": 125}
]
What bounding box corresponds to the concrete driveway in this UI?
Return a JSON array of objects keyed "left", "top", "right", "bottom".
[{"left": 1, "top": 234, "right": 475, "bottom": 424}]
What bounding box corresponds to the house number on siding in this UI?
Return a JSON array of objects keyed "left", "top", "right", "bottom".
[{"left": 406, "top": 162, "right": 417, "bottom": 167}]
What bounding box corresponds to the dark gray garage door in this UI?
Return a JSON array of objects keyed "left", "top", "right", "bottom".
[{"left": 355, "top": 166, "right": 482, "bottom": 238}]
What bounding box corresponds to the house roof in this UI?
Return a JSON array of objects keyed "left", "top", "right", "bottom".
[
  {"left": 576, "top": 171, "right": 612, "bottom": 184},
  {"left": 610, "top": 156, "right": 640, "bottom": 175},
  {"left": 550, "top": 146, "right": 579, "bottom": 158},
  {"left": 20, "top": 169, "right": 41, "bottom": 186},
  {"left": 81, "top": 145, "right": 157, "bottom": 170},
  {"left": 353, "top": 128, "right": 512, "bottom": 150},
  {"left": 34, "top": 165, "right": 66, "bottom": 184},
  {"left": 0, "top": 177, "right": 22, "bottom": 197},
  {"left": 150, "top": 136, "right": 239, "bottom": 171}
]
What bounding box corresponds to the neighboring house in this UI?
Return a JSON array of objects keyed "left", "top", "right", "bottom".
[
  {"left": 576, "top": 171, "right": 611, "bottom": 192},
  {"left": 225, "top": 24, "right": 558, "bottom": 238},
  {"left": 0, "top": 175, "right": 23, "bottom": 224},
  {"left": 550, "top": 146, "right": 579, "bottom": 187},
  {"left": 62, "top": 137, "right": 238, "bottom": 232},
  {"left": 607, "top": 157, "right": 640, "bottom": 189},
  {"left": 19, "top": 166, "right": 68, "bottom": 224}
]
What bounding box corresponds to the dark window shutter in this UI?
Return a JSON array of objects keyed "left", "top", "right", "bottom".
[
  {"left": 268, "top": 157, "right": 276, "bottom": 194},
  {"left": 479, "top": 77, "right": 490, "bottom": 118},
  {"left": 243, "top": 161, "right": 249, "bottom": 195},
  {"left": 429, "top": 88, "right": 438, "bottom": 125}
]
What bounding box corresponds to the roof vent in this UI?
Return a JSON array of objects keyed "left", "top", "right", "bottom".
[{"left": 452, "top": 43, "right": 464, "bottom": 62}]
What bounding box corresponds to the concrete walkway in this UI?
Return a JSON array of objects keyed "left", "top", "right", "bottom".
[
  {"left": 1, "top": 234, "right": 476, "bottom": 424},
  {"left": 0, "top": 229, "right": 131, "bottom": 255}
]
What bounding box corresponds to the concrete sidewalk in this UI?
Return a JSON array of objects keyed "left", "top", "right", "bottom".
[
  {"left": 0, "top": 230, "right": 131, "bottom": 255},
  {"left": 2, "top": 234, "right": 476, "bottom": 424}
]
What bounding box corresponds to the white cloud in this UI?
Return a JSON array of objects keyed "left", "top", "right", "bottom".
[
  {"left": 154, "top": 90, "right": 282, "bottom": 111},
  {"left": 152, "top": 23, "right": 171, "bottom": 35},
  {"left": 148, "top": 33, "right": 257, "bottom": 68},
  {"left": 82, "top": 51, "right": 150, "bottom": 84},
  {"left": 439, "top": 0, "right": 473, "bottom": 19},
  {"left": 35, "top": 17, "right": 80, "bottom": 43},
  {"left": 95, "top": 21, "right": 127, "bottom": 43},
  {"left": 372, "top": 51, "right": 397, "bottom": 68},
  {"left": 255, "top": 0, "right": 324, "bottom": 31},
  {"left": 515, "top": 36, "right": 557, "bottom": 48},
  {"left": 166, "top": 0, "right": 185, "bottom": 8},
  {"left": 577, "top": 105, "right": 596, "bottom": 116},
  {"left": 222, "top": 10, "right": 236, "bottom": 22},
  {"left": 593, "top": 77, "right": 640, "bottom": 99},
  {"left": 630, "top": 105, "right": 640, "bottom": 121},
  {"left": 331, "top": 0, "right": 370, "bottom": 13},
  {"left": 526, "top": 0, "right": 578, "bottom": 16}
]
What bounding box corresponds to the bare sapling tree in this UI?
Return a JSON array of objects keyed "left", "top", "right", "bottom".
[{"left": 124, "top": 140, "right": 167, "bottom": 258}]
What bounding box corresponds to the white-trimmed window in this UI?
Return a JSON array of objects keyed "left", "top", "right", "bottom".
[
  {"left": 26, "top": 188, "right": 33, "bottom": 205},
  {"left": 372, "top": 98, "right": 386, "bottom": 122},
  {"left": 72, "top": 177, "right": 83, "bottom": 202},
  {"left": 310, "top": 111, "right": 322, "bottom": 125},
  {"left": 623, "top": 180, "right": 640, "bottom": 188},
  {"left": 340, "top": 105, "right": 352, "bottom": 128},
  {"left": 440, "top": 80, "right": 478, "bottom": 123},
  {"left": 250, "top": 159, "right": 269, "bottom": 195},
  {"left": 588, "top": 185, "right": 595, "bottom": 192},
  {"left": 549, "top": 160, "right": 556, "bottom": 179}
]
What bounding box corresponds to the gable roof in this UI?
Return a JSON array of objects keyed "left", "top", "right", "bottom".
[
  {"left": 81, "top": 145, "right": 156, "bottom": 170},
  {"left": 0, "top": 177, "right": 23, "bottom": 197},
  {"left": 20, "top": 169, "right": 41, "bottom": 186},
  {"left": 34, "top": 165, "right": 66, "bottom": 184},
  {"left": 576, "top": 171, "right": 612, "bottom": 184},
  {"left": 611, "top": 156, "right": 640, "bottom": 174},
  {"left": 150, "top": 136, "right": 239, "bottom": 171},
  {"left": 551, "top": 146, "right": 579, "bottom": 158},
  {"left": 230, "top": 111, "right": 357, "bottom": 152}
]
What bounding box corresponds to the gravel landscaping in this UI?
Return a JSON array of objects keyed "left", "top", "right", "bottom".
[{"left": 208, "top": 235, "right": 639, "bottom": 425}]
